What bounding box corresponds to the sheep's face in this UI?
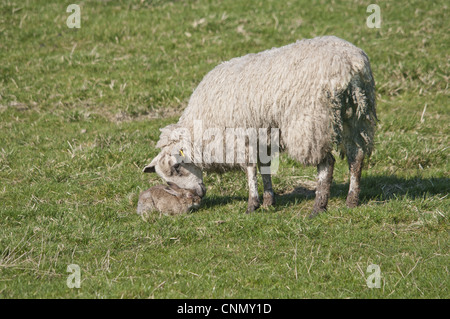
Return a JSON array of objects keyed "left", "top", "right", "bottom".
[{"left": 143, "top": 151, "right": 206, "bottom": 198}]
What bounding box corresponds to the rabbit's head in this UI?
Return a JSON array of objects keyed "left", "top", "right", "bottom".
[
  {"left": 167, "top": 182, "right": 202, "bottom": 210},
  {"left": 181, "top": 189, "right": 202, "bottom": 209}
]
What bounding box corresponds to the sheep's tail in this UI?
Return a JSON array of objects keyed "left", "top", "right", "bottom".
[{"left": 335, "top": 56, "right": 378, "bottom": 161}]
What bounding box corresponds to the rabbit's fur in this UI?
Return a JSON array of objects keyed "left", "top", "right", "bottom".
[{"left": 137, "top": 182, "right": 201, "bottom": 216}]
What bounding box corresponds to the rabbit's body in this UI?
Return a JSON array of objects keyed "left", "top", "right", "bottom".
[{"left": 137, "top": 183, "right": 201, "bottom": 216}]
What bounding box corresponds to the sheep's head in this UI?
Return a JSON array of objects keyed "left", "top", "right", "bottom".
[{"left": 143, "top": 124, "right": 206, "bottom": 198}]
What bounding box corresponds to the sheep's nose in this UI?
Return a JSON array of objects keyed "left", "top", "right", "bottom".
[{"left": 196, "top": 183, "right": 206, "bottom": 198}]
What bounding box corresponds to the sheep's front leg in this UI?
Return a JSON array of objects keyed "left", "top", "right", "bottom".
[
  {"left": 246, "top": 164, "right": 260, "bottom": 213},
  {"left": 310, "top": 153, "right": 335, "bottom": 218},
  {"left": 346, "top": 149, "right": 364, "bottom": 208}
]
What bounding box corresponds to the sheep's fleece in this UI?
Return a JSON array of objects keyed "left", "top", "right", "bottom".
[{"left": 164, "top": 35, "right": 378, "bottom": 167}]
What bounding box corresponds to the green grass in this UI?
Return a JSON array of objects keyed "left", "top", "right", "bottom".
[{"left": 0, "top": 0, "right": 448, "bottom": 298}]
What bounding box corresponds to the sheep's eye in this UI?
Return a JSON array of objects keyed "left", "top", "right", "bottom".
[{"left": 173, "top": 163, "right": 181, "bottom": 174}]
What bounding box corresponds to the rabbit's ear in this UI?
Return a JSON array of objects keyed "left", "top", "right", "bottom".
[
  {"left": 162, "top": 187, "right": 181, "bottom": 197},
  {"left": 166, "top": 181, "right": 182, "bottom": 191}
]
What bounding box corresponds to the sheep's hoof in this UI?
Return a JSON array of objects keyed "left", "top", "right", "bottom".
[
  {"left": 245, "top": 206, "right": 260, "bottom": 214},
  {"left": 346, "top": 201, "right": 359, "bottom": 208},
  {"left": 308, "top": 207, "right": 326, "bottom": 219},
  {"left": 245, "top": 196, "right": 260, "bottom": 214},
  {"left": 346, "top": 191, "right": 359, "bottom": 208},
  {"left": 262, "top": 192, "right": 276, "bottom": 207}
]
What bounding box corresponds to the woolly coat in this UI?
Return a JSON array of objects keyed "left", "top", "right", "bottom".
[{"left": 158, "top": 36, "right": 377, "bottom": 169}]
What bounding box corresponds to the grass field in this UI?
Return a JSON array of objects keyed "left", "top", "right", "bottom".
[{"left": 0, "top": 0, "right": 448, "bottom": 298}]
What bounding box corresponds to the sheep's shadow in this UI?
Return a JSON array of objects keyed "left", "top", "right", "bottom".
[
  {"left": 200, "top": 194, "right": 247, "bottom": 209},
  {"left": 201, "top": 176, "right": 449, "bottom": 209},
  {"left": 278, "top": 175, "right": 449, "bottom": 207}
]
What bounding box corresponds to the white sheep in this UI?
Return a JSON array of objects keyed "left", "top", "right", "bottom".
[{"left": 143, "top": 36, "right": 377, "bottom": 217}]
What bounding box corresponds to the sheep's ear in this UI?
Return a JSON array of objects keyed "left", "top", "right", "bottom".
[
  {"left": 142, "top": 155, "right": 159, "bottom": 173},
  {"left": 143, "top": 164, "right": 155, "bottom": 173}
]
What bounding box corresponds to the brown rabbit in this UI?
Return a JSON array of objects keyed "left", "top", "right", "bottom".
[{"left": 137, "top": 182, "right": 201, "bottom": 216}]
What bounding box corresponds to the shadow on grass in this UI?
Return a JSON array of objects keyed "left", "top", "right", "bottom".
[
  {"left": 278, "top": 175, "right": 449, "bottom": 207},
  {"left": 200, "top": 194, "right": 247, "bottom": 209},
  {"left": 200, "top": 176, "right": 449, "bottom": 209}
]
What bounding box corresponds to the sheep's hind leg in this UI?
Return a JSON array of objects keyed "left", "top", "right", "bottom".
[
  {"left": 261, "top": 174, "right": 275, "bottom": 207},
  {"left": 258, "top": 162, "right": 275, "bottom": 207},
  {"left": 246, "top": 164, "right": 260, "bottom": 213},
  {"left": 310, "top": 153, "right": 335, "bottom": 218},
  {"left": 346, "top": 149, "right": 364, "bottom": 208}
]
